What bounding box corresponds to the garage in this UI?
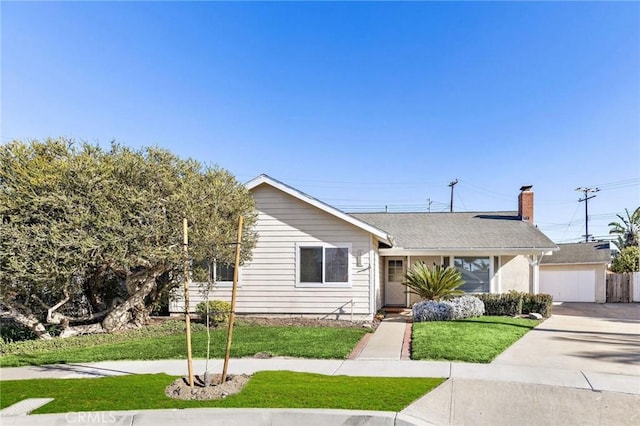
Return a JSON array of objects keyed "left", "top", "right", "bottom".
[
  {"left": 539, "top": 242, "right": 611, "bottom": 303},
  {"left": 540, "top": 269, "right": 596, "bottom": 302}
]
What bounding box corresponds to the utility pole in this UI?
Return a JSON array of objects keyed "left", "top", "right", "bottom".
[
  {"left": 576, "top": 187, "right": 599, "bottom": 242},
  {"left": 427, "top": 198, "right": 433, "bottom": 213},
  {"left": 449, "top": 179, "right": 458, "bottom": 212}
]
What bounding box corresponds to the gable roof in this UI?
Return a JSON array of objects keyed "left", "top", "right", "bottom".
[
  {"left": 351, "top": 212, "right": 558, "bottom": 254},
  {"left": 540, "top": 242, "right": 611, "bottom": 265},
  {"left": 246, "top": 174, "right": 392, "bottom": 245}
]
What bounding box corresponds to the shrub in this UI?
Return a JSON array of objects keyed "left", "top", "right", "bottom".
[
  {"left": 473, "top": 291, "right": 553, "bottom": 318},
  {"left": 195, "top": 300, "right": 231, "bottom": 326},
  {"left": 413, "top": 295, "right": 485, "bottom": 322},
  {"left": 610, "top": 246, "right": 639, "bottom": 273},
  {"left": 403, "top": 262, "right": 464, "bottom": 301},
  {"left": 449, "top": 295, "right": 485, "bottom": 319},
  {"left": 521, "top": 293, "right": 553, "bottom": 317},
  {"left": 0, "top": 319, "right": 63, "bottom": 344},
  {"left": 474, "top": 293, "right": 523, "bottom": 316}
]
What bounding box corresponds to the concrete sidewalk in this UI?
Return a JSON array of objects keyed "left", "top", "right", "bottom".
[
  {"left": 2, "top": 358, "right": 638, "bottom": 394},
  {"left": 2, "top": 359, "right": 639, "bottom": 425},
  {"left": 356, "top": 313, "right": 410, "bottom": 360}
]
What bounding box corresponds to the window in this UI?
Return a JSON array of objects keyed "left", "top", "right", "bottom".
[
  {"left": 454, "top": 257, "right": 490, "bottom": 293},
  {"left": 297, "top": 244, "right": 350, "bottom": 286},
  {"left": 211, "top": 262, "right": 235, "bottom": 284},
  {"left": 387, "top": 259, "right": 404, "bottom": 282}
]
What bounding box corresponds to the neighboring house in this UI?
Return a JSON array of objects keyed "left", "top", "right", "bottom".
[
  {"left": 171, "top": 175, "right": 558, "bottom": 320},
  {"left": 540, "top": 242, "right": 611, "bottom": 303}
]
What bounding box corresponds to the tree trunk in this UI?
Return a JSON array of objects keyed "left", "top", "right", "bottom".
[
  {"left": 84, "top": 266, "right": 108, "bottom": 313},
  {"left": 1, "top": 304, "right": 52, "bottom": 340},
  {"left": 101, "top": 273, "right": 157, "bottom": 332}
]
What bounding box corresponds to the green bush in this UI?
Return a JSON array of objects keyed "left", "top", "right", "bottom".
[
  {"left": 196, "top": 300, "right": 231, "bottom": 326},
  {"left": 474, "top": 293, "right": 523, "bottom": 316},
  {"left": 521, "top": 293, "right": 553, "bottom": 317},
  {"left": 0, "top": 320, "right": 63, "bottom": 344},
  {"left": 472, "top": 292, "right": 553, "bottom": 318},
  {"left": 403, "top": 262, "right": 464, "bottom": 301}
]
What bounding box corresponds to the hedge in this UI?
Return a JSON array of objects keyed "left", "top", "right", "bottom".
[{"left": 473, "top": 292, "right": 552, "bottom": 317}]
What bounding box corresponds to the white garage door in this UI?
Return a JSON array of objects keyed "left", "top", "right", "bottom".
[{"left": 539, "top": 270, "right": 596, "bottom": 302}]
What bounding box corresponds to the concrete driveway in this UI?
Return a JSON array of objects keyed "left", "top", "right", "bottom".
[{"left": 492, "top": 303, "right": 640, "bottom": 376}]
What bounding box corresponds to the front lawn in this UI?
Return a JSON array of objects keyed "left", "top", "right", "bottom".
[
  {"left": 0, "top": 321, "right": 368, "bottom": 367},
  {"left": 411, "top": 316, "right": 539, "bottom": 363},
  {"left": 0, "top": 372, "right": 444, "bottom": 413}
]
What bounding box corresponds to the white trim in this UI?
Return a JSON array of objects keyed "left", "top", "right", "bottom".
[
  {"left": 246, "top": 175, "right": 392, "bottom": 245},
  {"left": 495, "top": 255, "right": 502, "bottom": 293},
  {"left": 368, "top": 236, "right": 374, "bottom": 315},
  {"left": 212, "top": 262, "right": 238, "bottom": 288},
  {"left": 379, "top": 248, "right": 557, "bottom": 256},
  {"left": 295, "top": 242, "right": 352, "bottom": 288}
]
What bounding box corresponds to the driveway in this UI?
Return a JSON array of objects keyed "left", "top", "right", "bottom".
[{"left": 492, "top": 303, "right": 640, "bottom": 376}]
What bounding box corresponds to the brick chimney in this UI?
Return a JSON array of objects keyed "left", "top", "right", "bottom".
[{"left": 518, "top": 185, "right": 534, "bottom": 223}]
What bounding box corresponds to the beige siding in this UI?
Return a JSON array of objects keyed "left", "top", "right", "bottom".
[
  {"left": 171, "top": 184, "right": 375, "bottom": 319},
  {"left": 499, "top": 255, "right": 531, "bottom": 293}
]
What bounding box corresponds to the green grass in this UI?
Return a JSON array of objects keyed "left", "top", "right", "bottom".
[
  {"left": 0, "top": 372, "right": 444, "bottom": 413},
  {"left": 411, "top": 316, "right": 539, "bottom": 363},
  {"left": 0, "top": 321, "right": 368, "bottom": 367}
]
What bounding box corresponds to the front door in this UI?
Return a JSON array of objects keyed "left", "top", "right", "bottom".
[{"left": 385, "top": 258, "right": 406, "bottom": 306}]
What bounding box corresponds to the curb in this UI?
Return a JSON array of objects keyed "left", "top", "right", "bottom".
[{"left": 0, "top": 407, "right": 427, "bottom": 426}]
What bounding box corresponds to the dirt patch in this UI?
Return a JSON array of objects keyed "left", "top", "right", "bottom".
[
  {"left": 236, "top": 316, "right": 379, "bottom": 330},
  {"left": 166, "top": 374, "right": 251, "bottom": 400}
]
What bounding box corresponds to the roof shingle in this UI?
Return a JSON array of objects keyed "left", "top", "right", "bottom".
[
  {"left": 540, "top": 242, "right": 611, "bottom": 265},
  {"left": 350, "top": 211, "right": 557, "bottom": 250}
]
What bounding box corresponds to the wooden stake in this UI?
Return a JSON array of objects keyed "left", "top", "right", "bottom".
[
  {"left": 183, "top": 218, "right": 194, "bottom": 388},
  {"left": 221, "top": 215, "right": 243, "bottom": 383}
]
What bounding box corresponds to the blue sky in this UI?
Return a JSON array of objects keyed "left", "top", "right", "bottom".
[{"left": 2, "top": 1, "right": 639, "bottom": 243}]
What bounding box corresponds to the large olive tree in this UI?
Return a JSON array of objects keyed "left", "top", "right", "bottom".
[{"left": 0, "top": 138, "right": 256, "bottom": 338}]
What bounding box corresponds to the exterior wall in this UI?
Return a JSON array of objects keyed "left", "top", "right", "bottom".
[
  {"left": 498, "top": 255, "right": 531, "bottom": 293},
  {"left": 171, "top": 184, "right": 375, "bottom": 320},
  {"left": 540, "top": 263, "right": 607, "bottom": 303},
  {"left": 378, "top": 253, "right": 534, "bottom": 307}
]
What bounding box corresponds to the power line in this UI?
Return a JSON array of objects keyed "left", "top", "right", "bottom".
[{"left": 588, "top": 178, "right": 639, "bottom": 191}]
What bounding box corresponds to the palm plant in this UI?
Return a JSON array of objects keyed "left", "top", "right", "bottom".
[
  {"left": 403, "top": 262, "right": 464, "bottom": 301},
  {"left": 608, "top": 207, "right": 640, "bottom": 249}
]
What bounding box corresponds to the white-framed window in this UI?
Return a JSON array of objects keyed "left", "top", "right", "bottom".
[
  {"left": 211, "top": 262, "right": 235, "bottom": 287},
  {"left": 296, "top": 243, "right": 351, "bottom": 287}
]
